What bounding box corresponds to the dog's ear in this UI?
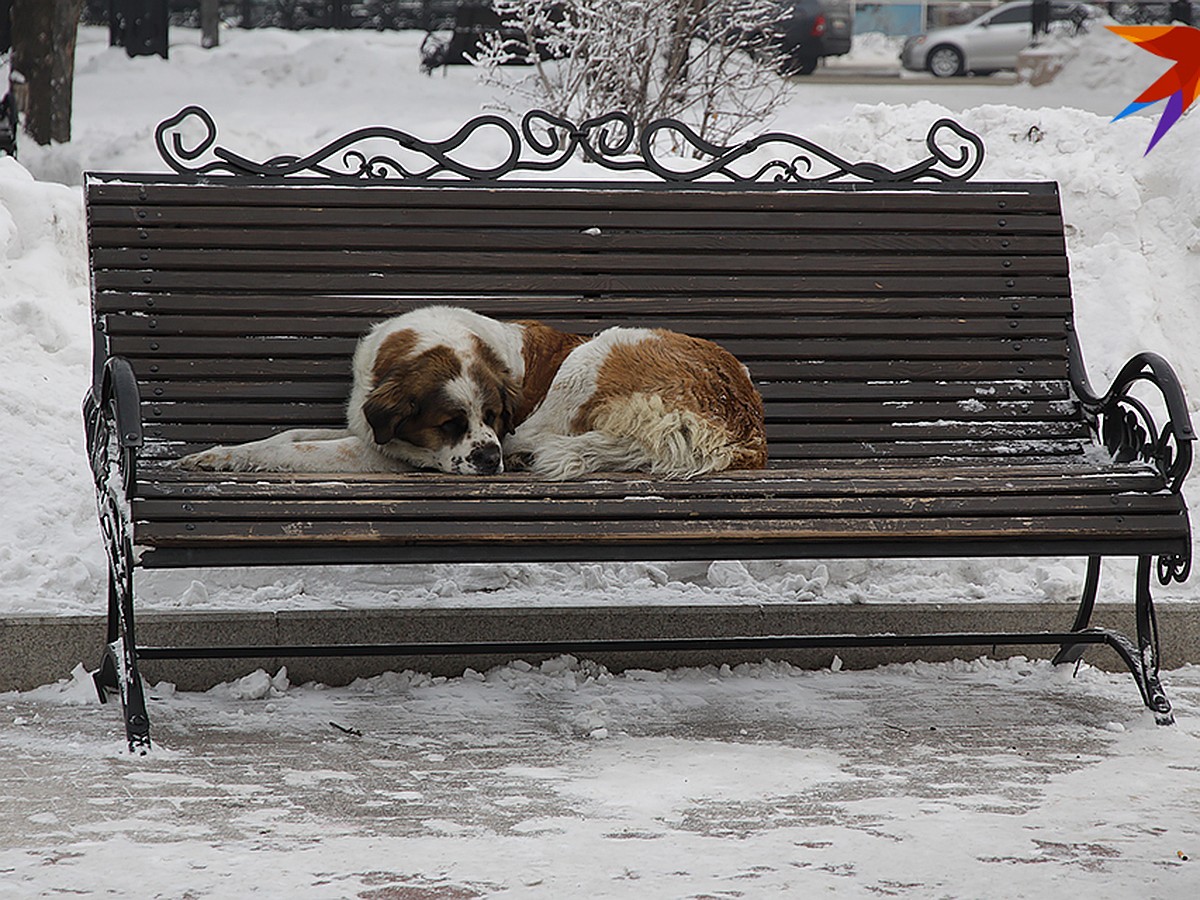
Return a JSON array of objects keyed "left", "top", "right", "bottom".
[
  {"left": 361, "top": 380, "right": 417, "bottom": 445},
  {"left": 496, "top": 373, "right": 521, "bottom": 436}
]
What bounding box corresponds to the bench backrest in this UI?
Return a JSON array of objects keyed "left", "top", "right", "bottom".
[{"left": 85, "top": 177, "right": 1084, "bottom": 465}]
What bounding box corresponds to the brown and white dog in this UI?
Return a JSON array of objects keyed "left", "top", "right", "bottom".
[{"left": 179, "top": 306, "right": 767, "bottom": 479}]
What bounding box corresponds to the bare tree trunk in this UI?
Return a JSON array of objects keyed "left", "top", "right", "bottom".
[
  {"left": 201, "top": 0, "right": 220, "bottom": 48},
  {"left": 661, "top": 0, "right": 705, "bottom": 108},
  {"left": 9, "top": 0, "right": 86, "bottom": 146}
]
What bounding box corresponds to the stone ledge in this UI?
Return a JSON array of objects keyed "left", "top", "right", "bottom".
[{"left": 3, "top": 602, "right": 1197, "bottom": 692}]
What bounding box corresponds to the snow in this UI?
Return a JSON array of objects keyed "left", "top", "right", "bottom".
[
  {"left": 4, "top": 656, "right": 1200, "bottom": 896},
  {"left": 2, "top": 20, "right": 1200, "bottom": 894},
  {"left": 3, "top": 23, "right": 1197, "bottom": 616}
]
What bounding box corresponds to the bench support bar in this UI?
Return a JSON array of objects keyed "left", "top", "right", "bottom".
[{"left": 135, "top": 622, "right": 1174, "bottom": 725}]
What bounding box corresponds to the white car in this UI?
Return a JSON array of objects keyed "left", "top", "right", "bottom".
[{"left": 900, "top": 1, "right": 1094, "bottom": 78}]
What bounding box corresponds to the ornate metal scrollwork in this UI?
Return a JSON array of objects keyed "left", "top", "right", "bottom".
[
  {"left": 155, "top": 105, "right": 985, "bottom": 184},
  {"left": 1158, "top": 551, "right": 1191, "bottom": 585},
  {"left": 155, "top": 105, "right": 525, "bottom": 180},
  {"left": 1078, "top": 353, "right": 1194, "bottom": 588},
  {"left": 83, "top": 390, "right": 137, "bottom": 609},
  {"left": 1091, "top": 361, "right": 1194, "bottom": 495}
]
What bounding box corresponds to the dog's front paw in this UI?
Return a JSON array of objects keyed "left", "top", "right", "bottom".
[
  {"left": 503, "top": 450, "right": 535, "bottom": 472},
  {"left": 175, "top": 447, "right": 246, "bottom": 471}
]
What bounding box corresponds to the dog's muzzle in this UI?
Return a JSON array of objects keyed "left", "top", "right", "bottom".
[{"left": 467, "top": 443, "right": 502, "bottom": 475}]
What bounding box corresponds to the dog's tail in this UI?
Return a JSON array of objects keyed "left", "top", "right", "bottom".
[{"left": 521, "top": 393, "right": 765, "bottom": 480}]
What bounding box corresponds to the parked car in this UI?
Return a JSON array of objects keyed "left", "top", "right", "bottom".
[
  {"left": 900, "top": 1, "right": 1095, "bottom": 78},
  {"left": 773, "top": 0, "right": 854, "bottom": 75}
]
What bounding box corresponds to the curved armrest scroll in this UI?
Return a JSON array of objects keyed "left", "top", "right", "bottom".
[
  {"left": 1077, "top": 351, "right": 1194, "bottom": 493},
  {"left": 99, "top": 357, "right": 144, "bottom": 451},
  {"left": 84, "top": 357, "right": 143, "bottom": 500}
]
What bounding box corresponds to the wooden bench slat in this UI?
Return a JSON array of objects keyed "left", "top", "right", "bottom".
[
  {"left": 135, "top": 465, "right": 1166, "bottom": 499},
  {"left": 770, "top": 441, "right": 1087, "bottom": 459},
  {"left": 758, "top": 381, "right": 1071, "bottom": 401},
  {"left": 108, "top": 334, "right": 1068, "bottom": 361},
  {"left": 137, "top": 432, "right": 1090, "bottom": 460},
  {"left": 769, "top": 422, "right": 1088, "bottom": 441},
  {"left": 134, "top": 492, "right": 1178, "bottom": 523},
  {"left": 90, "top": 226, "right": 1067, "bottom": 256},
  {"left": 138, "top": 395, "right": 1087, "bottom": 435},
  {"left": 123, "top": 356, "right": 1069, "bottom": 383},
  {"left": 141, "top": 379, "right": 1072, "bottom": 403},
  {"left": 103, "top": 314, "right": 1070, "bottom": 340},
  {"left": 766, "top": 401, "right": 1079, "bottom": 421},
  {"left": 139, "top": 399, "right": 1080, "bottom": 425},
  {"left": 88, "top": 205, "right": 1064, "bottom": 233},
  {"left": 94, "top": 270, "right": 1073, "bottom": 296},
  {"left": 94, "top": 248, "right": 1072, "bottom": 277},
  {"left": 140, "top": 422, "right": 1089, "bottom": 447},
  {"left": 95, "top": 293, "right": 1075, "bottom": 318},
  {"left": 133, "top": 512, "right": 1187, "bottom": 546},
  {"left": 137, "top": 417, "right": 1089, "bottom": 442},
  {"left": 750, "top": 360, "right": 1069, "bottom": 380},
  {"left": 88, "top": 181, "right": 1063, "bottom": 212}
]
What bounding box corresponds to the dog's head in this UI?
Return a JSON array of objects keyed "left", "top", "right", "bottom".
[{"left": 361, "top": 336, "right": 518, "bottom": 476}]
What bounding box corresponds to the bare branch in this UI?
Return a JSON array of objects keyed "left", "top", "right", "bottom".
[{"left": 471, "top": 0, "right": 792, "bottom": 146}]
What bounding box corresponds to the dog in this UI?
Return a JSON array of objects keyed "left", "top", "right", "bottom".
[{"left": 178, "top": 306, "right": 767, "bottom": 480}]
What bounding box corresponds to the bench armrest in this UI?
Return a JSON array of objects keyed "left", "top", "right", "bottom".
[
  {"left": 1071, "top": 339, "right": 1194, "bottom": 493},
  {"left": 83, "top": 357, "right": 143, "bottom": 500}
]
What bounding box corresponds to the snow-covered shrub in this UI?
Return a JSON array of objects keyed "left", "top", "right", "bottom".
[{"left": 471, "top": 0, "right": 793, "bottom": 146}]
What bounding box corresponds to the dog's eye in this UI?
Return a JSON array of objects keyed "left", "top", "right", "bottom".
[
  {"left": 483, "top": 410, "right": 497, "bottom": 428},
  {"left": 439, "top": 418, "right": 467, "bottom": 440}
]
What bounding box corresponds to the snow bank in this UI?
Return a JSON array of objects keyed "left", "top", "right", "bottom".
[
  {"left": 0, "top": 159, "right": 103, "bottom": 612},
  {"left": 798, "top": 100, "right": 1200, "bottom": 399},
  {"left": 1, "top": 25, "right": 1196, "bottom": 614},
  {"left": 1029, "top": 17, "right": 1175, "bottom": 105}
]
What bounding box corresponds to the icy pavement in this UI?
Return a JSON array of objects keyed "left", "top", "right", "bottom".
[{"left": 1, "top": 658, "right": 1199, "bottom": 898}]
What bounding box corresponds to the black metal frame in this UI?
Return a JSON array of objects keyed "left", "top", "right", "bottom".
[
  {"left": 84, "top": 108, "right": 1193, "bottom": 752},
  {"left": 154, "top": 105, "right": 985, "bottom": 184},
  {"left": 83, "top": 358, "right": 151, "bottom": 752}
]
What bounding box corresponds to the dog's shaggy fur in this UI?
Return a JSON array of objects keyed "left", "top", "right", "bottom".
[{"left": 179, "top": 306, "right": 767, "bottom": 479}]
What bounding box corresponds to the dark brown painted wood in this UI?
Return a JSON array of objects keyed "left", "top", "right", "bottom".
[
  {"left": 133, "top": 513, "right": 1187, "bottom": 547},
  {"left": 94, "top": 293, "right": 1075, "bottom": 318},
  {"left": 87, "top": 180, "right": 1064, "bottom": 212},
  {"left": 85, "top": 175, "right": 1190, "bottom": 560}
]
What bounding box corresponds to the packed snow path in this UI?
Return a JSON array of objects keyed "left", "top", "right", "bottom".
[{"left": 3, "top": 657, "right": 1199, "bottom": 897}]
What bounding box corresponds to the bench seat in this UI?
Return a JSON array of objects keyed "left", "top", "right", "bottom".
[{"left": 132, "top": 461, "right": 1186, "bottom": 566}]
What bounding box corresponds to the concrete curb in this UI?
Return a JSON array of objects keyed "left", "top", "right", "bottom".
[{"left": 4, "top": 602, "right": 1198, "bottom": 692}]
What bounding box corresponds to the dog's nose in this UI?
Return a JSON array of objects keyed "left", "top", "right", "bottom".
[{"left": 468, "top": 443, "right": 502, "bottom": 475}]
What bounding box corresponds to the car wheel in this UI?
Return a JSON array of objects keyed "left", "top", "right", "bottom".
[
  {"left": 927, "top": 45, "right": 964, "bottom": 78},
  {"left": 780, "top": 52, "right": 819, "bottom": 76},
  {"left": 794, "top": 54, "right": 819, "bottom": 75}
]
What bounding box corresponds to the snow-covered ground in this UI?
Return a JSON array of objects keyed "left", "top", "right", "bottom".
[
  {"left": 3, "top": 22, "right": 1200, "bottom": 899},
  {"left": 3, "top": 656, "right": 1200, "bottom": 897},
  {"left": 2, "top": 23, "right": 1196, "bottom": 615}
]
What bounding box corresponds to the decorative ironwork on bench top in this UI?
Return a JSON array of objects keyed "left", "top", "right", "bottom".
[{"left": 154, "top": 105, "right": 985, "bottom": 184}]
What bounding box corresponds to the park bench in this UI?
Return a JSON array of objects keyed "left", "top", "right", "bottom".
[{"left": 84, "top": 106, "right": 1193, "bottom": 751}]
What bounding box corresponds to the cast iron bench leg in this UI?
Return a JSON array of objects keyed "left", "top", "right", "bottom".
[
  {"left": 1135, "top": 556, "right": 1174, "bottom": 725},
  {"left": 90, "top": 493, "right": 151, "bottom": 753},
  {"left": 1051, "top": 555, "right": 1101, "bottom": 666},
  {"left": 92, "top": 559, "right": 151, "bottom": 752},
  {"left": 1051, "top": 555, "right": 1174, "bottom": 724}
]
